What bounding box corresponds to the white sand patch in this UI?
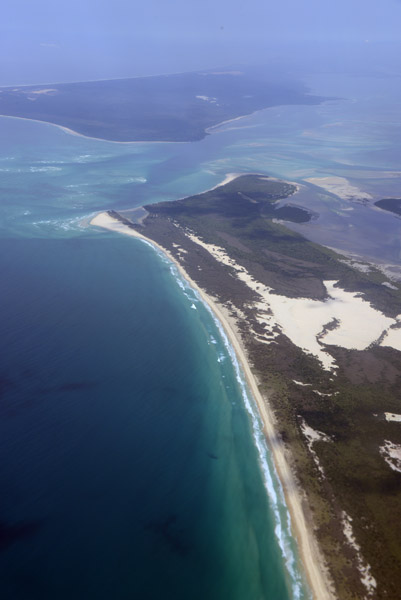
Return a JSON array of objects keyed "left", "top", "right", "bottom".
[
  {"left": 301, "top": 420, "right": 331, "bottom": 444},
  {"left": 382, "top": 281, "right": 398, "bottom": 290},
  {"left": 171, "top": 243, "right": 188, "bottom": 255},
  {"left": 305, "top": 176, "right": 373, "bottom": 202},
  {"left": 184, "top": 232, "right": 401, "bottom": 371},
  {"left": 342, "top": 512, "right": 377, "bottom": 597},
  {"left": 381, "top": 264, "right": 401, "bottom": 282},
  {"left": 253, "top": 301, "right": 280, "bottom": 342},
  {"left": 312, "top": 390, "right": 335, "bottom": 397},
  {"left": 209, "top": 172, "right": 243, "bottom": 190},
  {"left": 321, "top": 282, "right": 393, "bottom": 348},
  {"left": 339, "top": 258, "right": 372, "bottom": 273},
  {"left": 380, "top": 440, "right": 401, "bottom": 473},
  {"left": 300, "top": 417, "right": 331, "bottom": 476},
  {"left": 196, "top": 95, "right": 217, "bottom": 103},
  {"left": 384, "top": 412, "right": 401, "bottom": 422},
  {"left": 380, "top": 322, "right": 401, "bottom": 351},
  {"left": 294, "top": 380, "right": 335, "bottom": 397},
  {"left": 90, "top": 212, "right": 145, "bottom": 239}
]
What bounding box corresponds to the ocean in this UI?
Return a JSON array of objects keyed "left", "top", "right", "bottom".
[{"left": 0, "top": 70, "right": 400, "bottom": 599}]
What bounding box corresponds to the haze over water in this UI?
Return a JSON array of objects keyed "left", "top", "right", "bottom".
[{"left": 0, "top": 63, "right": 400, "bottom": 599}]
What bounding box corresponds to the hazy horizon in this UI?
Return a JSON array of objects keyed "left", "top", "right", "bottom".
[{"left": 2, "top": 0, "right": 401, "bottom": 85}]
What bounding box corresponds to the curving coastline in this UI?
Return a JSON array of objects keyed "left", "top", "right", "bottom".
[
  {"left": 90, "top": 209, "right": 335, "bottom": 600},
  {"left": 0, "top": 114, "right": 181, "bottom": 145}
]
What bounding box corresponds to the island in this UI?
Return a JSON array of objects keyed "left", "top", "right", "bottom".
[
  {"left": 92, "top": 174, "right": 401, "bottom": 600},
  {"left": 375, "top": 198, "right": 401, "bottom": 217},
  {"left": 0, "top": 69, "right": 326, "bottom": 142}
]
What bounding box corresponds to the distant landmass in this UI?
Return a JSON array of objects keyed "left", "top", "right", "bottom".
[
  {"left": 0, "top": 68, "right": 326, "bottom": 142},
  {"left": 375, "top": 198, "right": 401, "bottom": 217},
  {"left": 92, "top": 174, "right": 401, "bottom": 600}
]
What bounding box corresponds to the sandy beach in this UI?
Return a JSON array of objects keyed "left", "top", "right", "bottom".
[
  {"left": 90, "top": 210, "right": 335, "bottom": 600},
  {"left": 0, "top": 110, "right": 258, "bottom": 146},
  {"left": 0, "top": 114, "right": 185, "bottom": 145}
]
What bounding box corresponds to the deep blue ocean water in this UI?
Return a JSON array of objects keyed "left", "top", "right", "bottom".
[
  {"left": 0, "top": 71, "right": 400, "bottom": 599},
  {"left": 0, "top": 234, "right": 298, "bottom": 599}
]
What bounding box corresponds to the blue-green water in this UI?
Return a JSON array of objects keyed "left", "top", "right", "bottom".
[
  {"left": 0, "top": 234, "right": 301, "bottom": 598},
  {"left": 1, "top": 72, "right": 400, "bottom": 599},
  {"left": 0, "top": 117, "right": 308, "bottom": 598}
]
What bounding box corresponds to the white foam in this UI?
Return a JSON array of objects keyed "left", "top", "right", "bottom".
[
  {"left": 201, "top": 299, "right": 305, "bottom": 599},
  {"left": 29, "top": 166, "right": 62, "bottom": 172},
  {"left": 127, "top": 176, "right": 147, "bottom": 183},
  {"left": 93, "top": 217, "right": 309, "bottom": 598},
  {"left": 31, "top": 213, "right": 93, "bottom": 232}
]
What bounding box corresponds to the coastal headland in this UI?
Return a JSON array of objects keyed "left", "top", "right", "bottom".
[{"left": 92, "top": 174, "right": 401, "bottom": 599}]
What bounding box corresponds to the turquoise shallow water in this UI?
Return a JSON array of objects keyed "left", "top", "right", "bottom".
[
  {"left": 0, "top": 234, "right": 302, "bottom": 598},
  {"left": 0, "top": 71, "right": 400, "bottom": 598},
  {"left": 0, "top": 116, "right": 310, "bottom": 597}
]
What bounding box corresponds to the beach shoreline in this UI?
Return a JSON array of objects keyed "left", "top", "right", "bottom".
[
  {"left": 90, "top": 209, "right": 335, "bottom": 600},
  {"left": 0, "top": 114, "right": 187, "bottom": 145},
  {"left": 0, "top": 110, "right": 260, "bottom": 146}
]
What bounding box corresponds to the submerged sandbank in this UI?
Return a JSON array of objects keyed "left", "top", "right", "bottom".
[
  {"left": 305, "top": 176, "right": 372, "bottom": 202},
  {"left": 90, "top": 210, "right": 334, "bottom": 600}
]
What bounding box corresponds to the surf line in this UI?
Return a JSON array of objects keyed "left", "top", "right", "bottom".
[{"left": 91, "top": 211, "right": 333, "bottom": 600}]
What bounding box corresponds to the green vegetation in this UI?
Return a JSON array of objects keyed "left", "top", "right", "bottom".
[
  {"left": 146, "top": 174, "right": 401, "bottom": 312},
  {"left": 117, "top": 173, "right": 401, "bottom": 599},
  {"left": 0, "top": 69, "right": 325, "bottom": 142},
  {"left": 375, "top": 198, "right": 401, "bottom": 217}
]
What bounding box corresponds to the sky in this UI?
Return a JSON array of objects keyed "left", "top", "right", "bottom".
[{"left": 1, "top": 0, "right": 401, "bottom": 85}]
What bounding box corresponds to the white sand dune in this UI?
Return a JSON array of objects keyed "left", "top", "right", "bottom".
[
  {"left": 91, "top": 210, "right": 335, "bottom": 600},
  {"left": 185, "top": 233, "right": 400, "bottom": 371},
  {"left": 342, "top": 512, "right": 377, "bottom": 596}
]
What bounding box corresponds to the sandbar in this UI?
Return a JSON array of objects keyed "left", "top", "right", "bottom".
[{"left": 305, "top": 176, "right": 373, "bottom": 202}]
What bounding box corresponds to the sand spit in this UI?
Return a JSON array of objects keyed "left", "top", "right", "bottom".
[
  {"left": 305, "top": 176, "right": 373, "bottom": 202},
  {"left": 0, "top": 105, "right": 262, "bottom": 146},
  {"left": 90, "top": 210, "right": 334, "bottom": 600},
  {"left": 184, "top": 233, "right": 401, "bottom": 371},
  {"left": 0, "top": 115, "right": 185, "bottom": 145},
  {"left": 209, "top": 172, "right": 243, "bottom": 189}
]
